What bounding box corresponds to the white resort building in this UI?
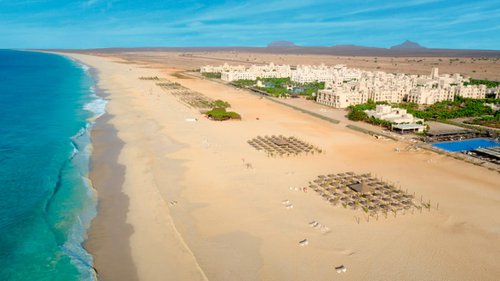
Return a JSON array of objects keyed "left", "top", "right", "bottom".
[
  {"left": 365, "top": 105, "right": 426, "bottom": 134},
  {"left": 316, "top": 89, "right": 368, "bottom": 108},
  {"left": 201, "top": 63, "right": 491, "bottom": 107},
  {"left": 407, "top": 87, "right": 456, "bottom": 104},
  {"left": 365, "top": 105, "right": 424, "bottom": 124},
  {"left": 208, "top": 63, "right": 291, "bottom": 82}
]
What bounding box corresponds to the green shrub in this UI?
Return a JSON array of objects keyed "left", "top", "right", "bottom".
[
  {"left": 210, "top": 99, "right": 231, "bottom": 109},
  {"left": 347, "top": 109, "right": 368, "bottom": 121},
  {"left": 206, "top": 108, "right": 241, "bottom": 121}
]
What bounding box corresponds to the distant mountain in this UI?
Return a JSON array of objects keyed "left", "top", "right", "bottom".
[
  {"left": 390, "top": 40, "right": 426, "bottom": 50},
  {"left": 332, "top": 44, "right": 384, "bottom": 50},
  {"left": 267, "top": 40, "right": 297, "bottom": 47},
  {"left": 57, "top": 41, "right": 500, "bottom": 58}
]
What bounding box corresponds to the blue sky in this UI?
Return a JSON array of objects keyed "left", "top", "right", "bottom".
[{"left": 0, "top": 0, "right": 498, "bottom": 49}]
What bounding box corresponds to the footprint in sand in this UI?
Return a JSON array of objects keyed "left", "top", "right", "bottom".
[
  {"left": 334, "top": 248, "right": 355, "bottom": 256},
  {"left": 299, "top": 239, "right": 309, "bottom": 246},
  {"left": 308, "top": 220, "right": 330, "bottom": 233},
  {"left": 281, "top": 200, "right": 294, "bottom": 209}
]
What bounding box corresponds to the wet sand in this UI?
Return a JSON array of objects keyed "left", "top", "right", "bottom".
[{"left": 85, "top": 110, "right": 138, "bottom": 281}]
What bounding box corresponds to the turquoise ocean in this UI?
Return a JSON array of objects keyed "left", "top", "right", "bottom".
[{"left": 0, "top": 50, "right": 105, "bottom": 280}]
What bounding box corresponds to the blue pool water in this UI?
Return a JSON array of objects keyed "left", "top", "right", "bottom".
[
  {"left": 0, "top": 50, "right": 105, "bottom": 280},
  {"left": 432, "top": 138, "right": 500, "bottom": 152}
]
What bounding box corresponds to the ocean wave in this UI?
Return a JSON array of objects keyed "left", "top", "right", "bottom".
[
  {"left": 66, "top": 56, "right": 90, "bottom": 74},
  {"left": 73, "top": 127, "right": 87, "bottom": 140},
  {"left": 69, "top": 141, "right": 79, "bottom": 160},
  {"left": 66, "top": 117, "right": 98, "bottom": 281},
  {"left": 42, "top": 123, "right": 97, "bottom": 281},
  {"left": 65, "top": 59, "right": 102, "bottom": 281},
  {"left": 62, "top": 173, "right": 97, "bottom": 281},
  {"left": 69, "top": 126, "right": 88, "bottom": 160},
  {"left": 80, "top": 64, "right": 90, "bottom": 73},
  {"left": 77, "top": 61, "right": 105, "bottom": 281},
  {"left": 84, "top": 94, "right": 107, "bottom": 121}
]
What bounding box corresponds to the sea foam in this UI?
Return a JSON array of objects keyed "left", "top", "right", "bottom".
[
  {"left": 65, "top": 62, "right": 106, "bottom": 281},
  {"left": 84, "top": 93, "right": 107, "bottom": 121},
  {"left": 64, "top": 122, "right": 98, "bottom": 281}
]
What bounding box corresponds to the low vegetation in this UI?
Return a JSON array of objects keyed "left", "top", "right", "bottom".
[
  {"left": 201, "top": 72, "right": 221, "bottom": 79},
  {"left": 232, "top": 79, "right": 255, "bottom": 87},
  {"left": 396, "top": 97, "right": 498, "bottom": 120},
  {"left": 204, "top": 99, "right": 240, "bottom": 121},
  {"left": 464, "top": 79, "right": 500, "bottom": 88},
  {"left": 464, "top": 113, "right": 500, "bottom": 129},
  {"left": 206, "top": 107, "right": 241, "bottom": 121},
  {"left": 210, "top": 99, "right": 231, "bottom": 109},
  {"left": 346, "top": 109, "right": 369, "bottom": 121},
  {"left": 233, "top": 77, "right": 325, "bottom": 98},
  {"left": 256, "top": 77, "right": 325, "bottom": 98}
]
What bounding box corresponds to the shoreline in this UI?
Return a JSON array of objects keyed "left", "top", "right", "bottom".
[
  {"left": 62, "top": 52, "right": 500, "bottom": 281},
  {"left": 68, "top": 53, "right": 208, "bottom": 281},
  {"left": 86, "top": 62, "right": 139, "bottom": 280},
  {"left": 58, "top": 53, "right": 140, "bottom": 280},
  {"left": 85, "top": 110, "right": 139, "bottom": 280}
]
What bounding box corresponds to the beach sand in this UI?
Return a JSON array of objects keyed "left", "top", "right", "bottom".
[{"left": 66, "top": 52, "right": 500, "bottom": 281}]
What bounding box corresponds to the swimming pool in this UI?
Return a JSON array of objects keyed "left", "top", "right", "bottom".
[{"left": 432, "top": 138, "right": 500, "bottom": 152}]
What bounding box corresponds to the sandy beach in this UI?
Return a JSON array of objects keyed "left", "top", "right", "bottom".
[{"left": 66, "top": 52, "right": 500, "bottom": 281}]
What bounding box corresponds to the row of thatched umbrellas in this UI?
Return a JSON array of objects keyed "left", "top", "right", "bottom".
[
  {"left": 156, "top": 79, "right": 213, "bottom": 109},
  {"left": 138, "top": 76, "right": 160, "bottom": 80},
  {"left": 248, "top": 135, "right": 322, "bottom": 157},
  {"left": 156, "top": 82, "right": 182, "bottom": 89},
  {"left": 307, "top": 172, "right": 423, "bottom": 215}
]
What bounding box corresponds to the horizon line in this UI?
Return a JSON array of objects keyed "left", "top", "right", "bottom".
[{"left": 18, "top": 45, "right": 500, "bottom": 52}]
